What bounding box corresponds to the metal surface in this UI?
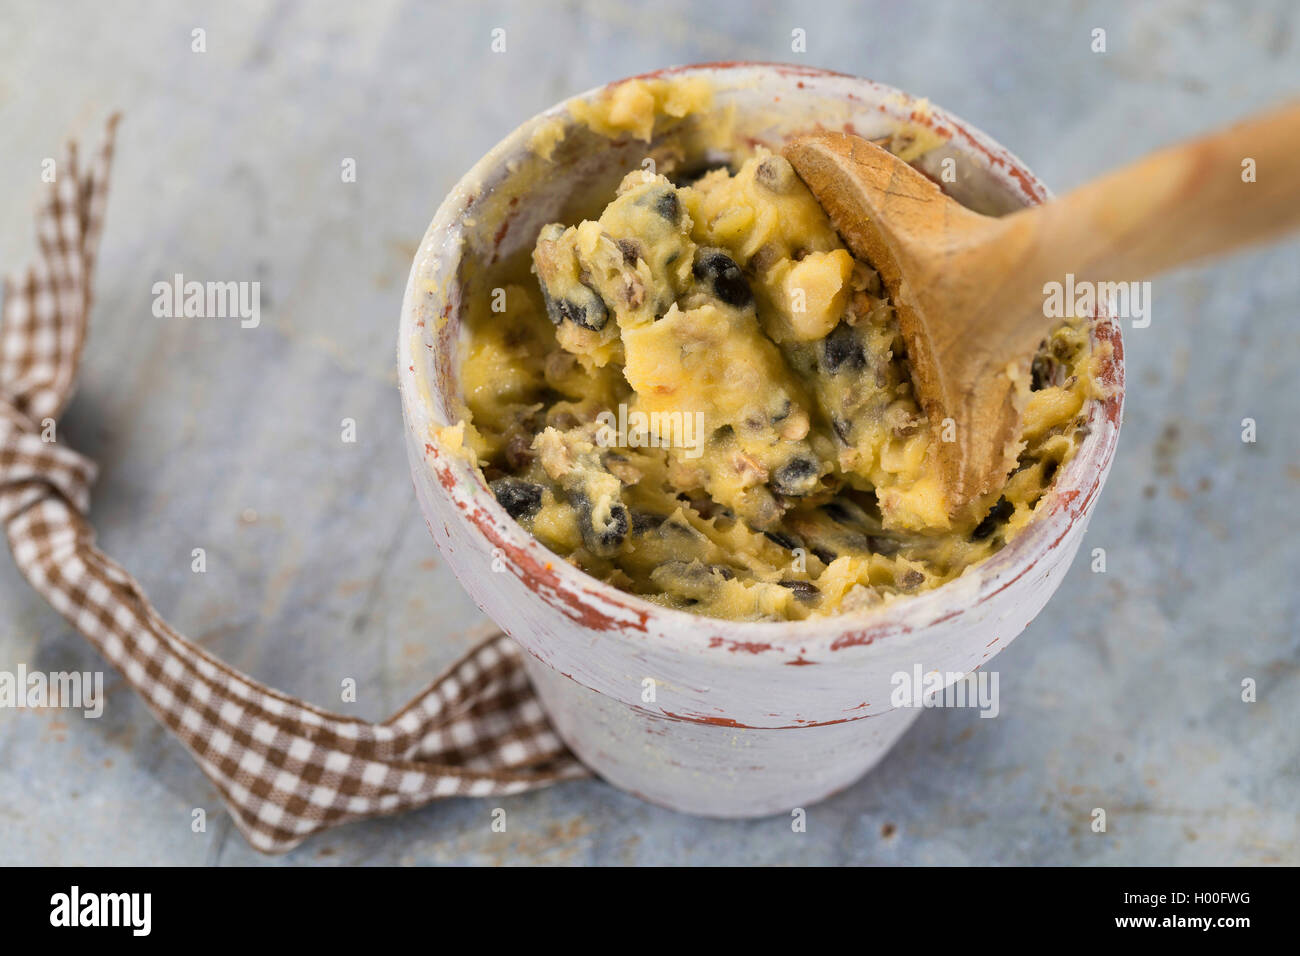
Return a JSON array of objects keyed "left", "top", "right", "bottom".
[{"left": 1, "top": 0, "right": 1297, "bottom": 865}]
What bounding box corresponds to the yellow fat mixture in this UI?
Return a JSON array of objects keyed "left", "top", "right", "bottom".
[{"left": 453, "top": 81, "right": 1102, "bottom": 621}]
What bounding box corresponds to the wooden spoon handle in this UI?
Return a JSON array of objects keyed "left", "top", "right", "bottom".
[{"left": 1012, "top": 100, "right": 1300, "bottom": 288}]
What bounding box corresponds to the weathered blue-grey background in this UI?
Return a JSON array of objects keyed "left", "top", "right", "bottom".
[{"left": 1, "top": 0, "right": 1296, "bottom": 865}]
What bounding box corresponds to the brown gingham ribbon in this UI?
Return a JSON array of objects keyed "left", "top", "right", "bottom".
[{"left": 0, "top": 118, "right": 587, "bottom": 854}]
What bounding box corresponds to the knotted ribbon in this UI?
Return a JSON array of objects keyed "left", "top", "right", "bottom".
[{"left": 0, "top": 118, "right": 586, "bottom": 854}]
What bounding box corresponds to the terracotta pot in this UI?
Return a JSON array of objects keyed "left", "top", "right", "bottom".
[{"left": 398, "top": 63, "right": 1124, "bottom": 816}]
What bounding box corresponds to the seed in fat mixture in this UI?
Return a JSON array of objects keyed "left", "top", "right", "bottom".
[
  {"left": 693, "top": 248, "right": 753, "bottom": 308},
  {"left": 754, "top": 155, "right": 796, "bottom": 193},
  {"left": 651, "top": 560, "right": 734, "bottom": 601},
  {"left": 899, "top": 569, "right": 925, "bottom": 590},
  {"left": 617, "top": 237, "right": 644, "bottom": 265},
  {"left": 778, "top": 579, "right": 821, "bottom": 603},
  {"left": 660, "top": 517, "right": 701, "bottom": 538},
  {"left": 490, "top": 477, "right": 544, "bottom": 520}
]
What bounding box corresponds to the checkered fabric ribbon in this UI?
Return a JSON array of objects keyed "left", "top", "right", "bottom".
[{"left": 0, "top": 118, "right": 587, "bottom": 854}]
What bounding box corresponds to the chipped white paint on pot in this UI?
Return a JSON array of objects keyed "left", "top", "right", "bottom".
[{"left": 398, "top": 63, "right": 1125, "bottom": 817}]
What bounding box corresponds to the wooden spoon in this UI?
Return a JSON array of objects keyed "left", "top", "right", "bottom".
[{"left": 783, "top": 103, "right": 1300, "bottom": 517}]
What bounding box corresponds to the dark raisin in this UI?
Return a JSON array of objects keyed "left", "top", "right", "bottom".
[
  {"left": 822, "top": 500, "right": 858, "bottom": 525},
  {"left": 647, "top": 187, "right": 686, "bottom": 223},
  {"left": 855, "top": 490, "right": 883, "bottom": 520},
  {"left": 576, "top": 496, "right": 628, "bottom": 557},
  {"left": 543, "top": 295, "right": 575, "bottom": 328},
  {"left": 693, "top": 248, "right": 752, "bottom": 308},
  {"left": 778, "top": 579, "right": 821, "bottom": 603},
  {"left": 542, "top": 285, "right": 608, "bottom": 331},
  {"left": 490, "top": 477, "right": 543, "bottom": 521},
  {"left": 539, "top": 290, "right": 564, "bottom": 325},
  {"left": 1031, "top": 353, "right": 1059, "bottom": 391},
  {"left": 631, "top": 511, "right": 667, "bottom": 534},
  {"left": 763, "top": 530, "right": 801, "bottom": 551},
  {"left": 772, "top": 457, "right": 819, "bottom": 496},
  {"left": 811, "top": 546, "right": 838, "bottom": 565},
  {"left": 655, "top": 191, "right": 676, "bottom": 221},
  {"left": 866, "top": 535, "right": 900, "bottom": 556},
  {"left": 550, "top": 408, "right": 580, "bottom": 430},
  {"left": 685, "top": 496, "right": 732, "bottom": 521},
  {"left": 971, "top": 497, "right": 1015, "bottom": 540},
  {"left": 823, "top": 322, "right": 867, "bottom": 374},
  {"left": 667, "top": 157, "right": 735, "bottom": 185}
]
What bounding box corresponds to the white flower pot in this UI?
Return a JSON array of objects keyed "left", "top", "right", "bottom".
[{"left": 398, "top": 63, "right": 1125, "bottom": 817}]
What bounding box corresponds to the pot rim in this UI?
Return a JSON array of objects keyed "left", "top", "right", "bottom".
[{"left": 398, "top": 61, "right": 1125, "bottom": 654}]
